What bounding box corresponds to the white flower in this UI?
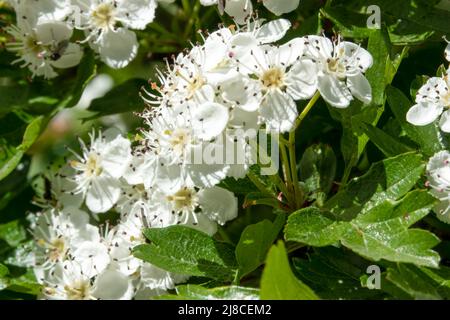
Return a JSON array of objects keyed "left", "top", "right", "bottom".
[
  {"left": 32, "top": 207, "right": 101, "bottom": 280},
  {"left": 11, "top": 0, "right": 72, "bottom": 26},
  {"left": 72, "top": 0, "right": 154, "bottom": 68},
  {"left": 303, "top": 35, "right": 373, "bottom": 108},
  {"left": 40, "top": 261, "right": 134, "bottom": 300},
  {"left": 152, "top": 181, "right": 238, "bottom": 235},
  {"left": 445, "top": 42, "right": 450, "bottom": 62},
  {"left": 6, "top": 20, "right": 83, "bottom": 79},
  {"left": 262, "top": 0, "right": 300, "bottom": 16},
  {"left": 426, "top": 151, "right": 450, "bottom": 223},
  {"left": 235, "top": 39, "right": 317, "bottom": 132},
  {"left": 200, "top": 0, "right": 300, "bottom": 22},
  {"left": 141, "top": 107, "right": 231, "bottom": 188},
  {"left": 406, "top": 73, "right": 450, "bottom": 132},
  {"left": 67, "top": 129, "right": 132, "bottom": 213}
]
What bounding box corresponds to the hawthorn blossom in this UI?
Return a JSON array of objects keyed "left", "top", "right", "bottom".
[
  {"left": 40, "top": 261, "right": 134, "bottom": 300},
  {"left": 67, "top": 129, "right": 132, "bottom": 213},
  {"left": 445, "top": 42, "right": 450, "bottom": 62},
  {"left": 151, "top": 180, "right": 238, "bottom": 236},
  {"left": 71, "top": 0, "right": 156, "bottom": 68},
  {"left": 303, "top": 35, "right": 373, "bottom": 108},
  {"left": 426, "top": 151, "right": 450, "bottom": 223},
  {"left": 200, "top": 0, "right": 300, "bottom": 23},
  {"left": 235, "top": 39, "right": 317, "bottom": 132},
  {"left": 6, "top": 21, "right": 83, "bottom": 79},
  {"left": 406, "top": 73, "right": 450, "bottom": 132},
  {"left": 32, "top": 207, "right": 97, "bottom": 273}
]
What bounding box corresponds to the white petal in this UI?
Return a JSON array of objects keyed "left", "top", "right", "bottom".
[
  {"left": 416, "top": 77, "right": 448, "bottom": 104},
  {"left": 50, "top": 43, "right": 83, "bottom": 69},
  {"left": 317, "top": 74, "right": 353, "bottom": 108},
  {"left": 336, "top": 41, "right": 373, "bottom": 73},
  {"left": 186, "top": 143, "right": 230, "bottom": 188},
  {"left": 303, "top": 35, "right": 334, "bottom": 60},
  {"left": 286, "top": 60, "right": 318, "bottom": 100},
  {"left": 198, "top": 187, "right": 238, "bottom": 225},
  {"left": 200, "top": 0, "right": 218, "bottom": 5},
  {"left": 256, "top": 19, "right": 291, "bottom": 44},
  {"left": 439, "top": 110, "right": 450, "bottom": 132},
  {"left": 263, "top": 0, "right": 300, "bottom": 15},
  {"left": 224, "top": 0, "right": 253, "bottom": 24},
  {"left": 192, "top": 102, "right": 230, "bottom": 141},
  {"left": 36, "top": 21, "right": 72, "bottom": 44},
  {"left": 445, "top": 43, "right": 450, "bottom": 62},
  {"left": 347, "top": 73, "right": 372, "bottom": 104},
  {"left": 406, "top": 102, "right": 443, "bottom": 126},
  {"left": 97, "top": 29, "right": 138, "bottom": 69},
  {"left": 222, "top": 78, "right": 261, "bottom": 112},
  {"left": 101, "top": 136, "right": 132, "bottom": 178},
  {"left": 118, "top": 0, "right": 157, "bottom": 30},
  {"left": 260, "top": 91, "right": 298, "bottom": 133},
  {"left": 274, "top": 38, "right": 305, "bottom": 67},
  {"left": 73, "top": 241, "right": 110, "bottom": 277},
  {"left": 93, "top": 269, "right": 134, "bottom": 300},
  {"left": 86, "top": 175, "right": 121, "bottom": 213},
  {"left": 140, "top": 264, "right": 188, "bottom": 290}
]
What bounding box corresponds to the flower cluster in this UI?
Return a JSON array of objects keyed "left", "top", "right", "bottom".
[
  {"left": 28, "top": 18, "right": 374, "bottom": 299},
  {"left": 31, "top": 127, "right": 238, "bottom": 300},
  {"left": 406, "top": 43, "right": 450, "bottom": 131},
  {"left": 426, "top": 151, "right": 450, "bottom": 223},
  {"left": 5, "top": 0, "right": 173, "bottom": 78},
  {"left": 200, "top": 0, "right": 300, "bottom": 24}
]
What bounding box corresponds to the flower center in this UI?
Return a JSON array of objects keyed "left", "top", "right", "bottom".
[
  {"left": 261, "top": 67, "right": 285, "bottom": 90},
  {"left": 164, "top": 128, "right": 191, "bottom": 155},
  {"left": 166, "top": 187, "right": 197, "bottom": 211},
  {"left": 326, "top": 57, "right": 347, "bottom": 79},
  {"left": 25, "top": 35, "right": 44, "bottom": 55},
  {"left": 48, "top": 238, "right": 67, "bottom": 262},
  {"left": 64, "top": 281, "right": 91, "bottom": 300},
  {"left": 91, "top": 3, "right": 116, "bottom": 30}
]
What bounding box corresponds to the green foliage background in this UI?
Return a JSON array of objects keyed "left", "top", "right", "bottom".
[{"left": 1, "top": 0, "right": 450, "bottom": 300}]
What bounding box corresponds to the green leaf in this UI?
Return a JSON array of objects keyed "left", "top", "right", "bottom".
[
  {"left": 260, "top": 241, "right": 319, "bottom": 300},
  {"left": 340, "top": 191, "right": 440, "bottom": 267},
  {"left": 61, "top": 50, "right": 97, "bottom": 109},
  {"left": 299, "top": 144, "right": 336, "bottom": 205},
  {"left": 292, "top": 247, "right": 385, "bottom": 299},
  {"left": 385, "top": 264, "right": 442, "bottom": 299},
  {"left": 360, "top": 122, "right": 413, "bottom": 157},
  {"left": 325, "top": 152, "right": 425, "bottom": 220},
  {"left": 0, "top": 263, "right": 9, "bottom": 291},
  {"left": 285, "top": 207, "right": 346, "bottom": 247},
  {"left": 86, "top": 78, "right": 147, "bottom": 118},
  {"left": 156, "top": 284, "right": 260, "bottom": 300},
  {"left": 0, "top": 115, "right": 46, "bottom": 181},
  {"left": 286, "top": 191, "right": 440, "bottom": 268},
  {"left": 0, "top": 263, "right": 8, "bottom": 278},
  {"left": 133, "top": 226, "right": 238, "bottom": 281},
  {"left": 5, "top": 269, "right": 41, "bottom": 296},
  {"left": 387, "top": 85, "right": 445, "bottom": 156},
  {"left": 0, "top": 220, "right": 27, "bottom": 247},
  {"left": 235, "top": 215, "right": 285, "bottom": 278}
]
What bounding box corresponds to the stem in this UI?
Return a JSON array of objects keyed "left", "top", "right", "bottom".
[
  {"left": 217, "top": 225, "right": 235, "bottom": 246},
  {"left": 287, "top": 91, "right": 321, "bottom": 209},
  {"left": 183, "top": 0, "right": 200, "bottom": 39},
  {"left": 279, "top": 138, "right": 295, "bottom": 207},
  {"left": 293, "top": 91, "right": 321, "bottom": 133},
  {"left": 247, "top": 170, "right": 276, "bottom": 199}
]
